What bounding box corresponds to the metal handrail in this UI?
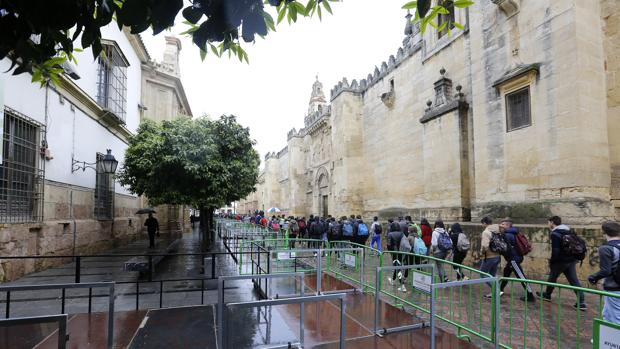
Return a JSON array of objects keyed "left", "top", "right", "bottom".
[
  {"left": 217, "top": 272, "right": 307, "bottom": 348},
  {"left": 0, "top": 282, "right": 115, "bottom": 349},
  {"left": 0, "top": 314, "right": 68, "bottom": 349},
  {"left": 224, "top": 293, "right": 348, "bottom": 349}
]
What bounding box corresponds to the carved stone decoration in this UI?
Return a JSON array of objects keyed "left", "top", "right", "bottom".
[
  {"left": 381, "top": 91, "right": 395, "bottom": 108},
  {"left": 433, "top": 68, "right": 452, "bottom": 107},
  {"left": 492, "top": 0, "right": 520, "bottom": 17},
  {"left": 420, "top": 68, "right": 468, "bottom": 124}
]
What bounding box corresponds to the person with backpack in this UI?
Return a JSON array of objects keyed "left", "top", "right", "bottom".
[
  {"left": 537, "top": 216, "right": 586, "bottom": 310},
  {"left": 449, "top": 223, "right": 469, "bottom": 281},
  {"left": 588, "top": 221, "right": 620, "bottom": 323},
  {"left": 498, "top": 218, "right": 535, "bottom": 302},
  {"left": 411, "top": 229, "right": 428, "bottom": 265},
  {"left": 370, "top": 217, "right": 383, "bottom": 253},
  {"left": 398, "top": 230, "right": 413, "bottom": 291},
  {"left": 480, "top": 217, "right": 502, "bottom": 294},
  {"left": 342, "top": 217, "right": 354, "bottom": 243},
  {"left": 356, "top": 215, "right": 370, "bottom": 246},
  {"left": 297, "top": 217, "right": 307, "bottom": 240},
  {"left": 271, "top": 217, "right": 280, "bottom": 233},
  {"left": 289, "top": 219, "right": 299, "bottom": 248},
  {"left": 399, "top": 217, "right": 409, "bottom": 235},
  {"left": 431, "top": 220, "right": 451, "bottom": 282},
  {"left": 406, "top": 216, "right": 419, "bottom": 235},
  {"left": 329, "top": 217, "right": 342, "bottom": 243},
  {"left": 420, "top": 218, "right": 433, "bottom": 255},
  {"left": 386, "top": 222, "right": 405, "bottom": 290},
  {"left": 313, "top": 216, "right": 322, "bottom": 248}
]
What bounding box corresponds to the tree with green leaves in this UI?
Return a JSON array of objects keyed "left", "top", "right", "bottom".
[
  {"left": 0, "top": 0, "right": 473, "bottom": 84},
  {"left": 117, "top": 115, "right": 260, "bottom": 245}
]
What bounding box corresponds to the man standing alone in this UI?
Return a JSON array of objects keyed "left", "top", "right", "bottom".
[{"left": 145, "top": 213, "right": 160, "bottom": 248}]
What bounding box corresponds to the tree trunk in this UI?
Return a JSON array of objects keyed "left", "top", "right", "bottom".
[{"left": 199, "top": 206, "right": 216, "bottom": 250}]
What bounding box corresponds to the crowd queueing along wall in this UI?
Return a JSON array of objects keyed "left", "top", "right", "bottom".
[
  {"left": 459, "top": 223, "right": 603, "bottom": 284},
  {"left": 239, "top": 0, "right": 620, "bottom": 283}
]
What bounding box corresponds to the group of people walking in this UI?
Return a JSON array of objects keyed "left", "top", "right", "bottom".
[{"left": 243, "top": 211, "right": 620, "bottom": 323}]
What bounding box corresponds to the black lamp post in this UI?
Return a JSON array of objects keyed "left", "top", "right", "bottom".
[
  {"left": 101, "top": 149, "right": 118, "bottom": 174},
  {"left": 71, "top": 149, "right": 118, "bottom": 174}
]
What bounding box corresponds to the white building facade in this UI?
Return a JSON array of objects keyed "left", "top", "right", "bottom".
[{"left": 0, "top": 26, "right": 150, "bottom": 281}]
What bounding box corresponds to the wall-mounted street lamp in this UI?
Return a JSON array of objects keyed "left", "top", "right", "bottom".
[{"left": 72, "top": 149, "right": 118, "bottom": 174}]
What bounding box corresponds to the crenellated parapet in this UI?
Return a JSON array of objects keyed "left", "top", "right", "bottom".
[
  {"left": 330, "top": 26, "right": 421, "bottom": 101},
  {"left": 276, "top": 146, "right": 288, "bottom": 158},
  {"left": 303, "top": 105, "right": 331, "bottom": 136}
]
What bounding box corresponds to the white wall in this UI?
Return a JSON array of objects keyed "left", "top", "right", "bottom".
[
  {"left": 72, "top": 26, "right": 142, "bottom": 133},
  {"left": 0, "top": 24, "right": 142, "bottom": 196}
]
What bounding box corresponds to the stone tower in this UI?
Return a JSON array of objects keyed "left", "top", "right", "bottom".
[
  {"left": 163, "top": 36, "right": 182, "bottom": 76},
  {"left": 308, "top": 75, "right": 327, "bottom": 115}
]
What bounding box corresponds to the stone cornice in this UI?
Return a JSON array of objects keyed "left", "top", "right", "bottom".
[
  {"left": 142, "top": 63, "right": 193, "bottom": 116},
  {"left": 492, "top": 63, "right": 541, "bottom": 90},
  {"left": 124, "top": 29, "right": 151, "bottom": 63},
  {"left": 420, "top": 99, "right": 469, "bottom": 124},
  {"left": 55, "top": 75, "right": 133, "bottom": 143}
]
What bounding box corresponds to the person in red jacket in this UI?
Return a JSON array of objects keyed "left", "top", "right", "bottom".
[{"left": 420, "top": 218, "right": 432, "bottom": 255}]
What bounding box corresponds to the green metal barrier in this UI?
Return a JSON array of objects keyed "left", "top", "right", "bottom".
[
  {"left": 328, "top": 240, "right": 382, "bottom": 293},
  {"left": 381, "top": 250, "right": 496, "bottom": 345},
  {"left": 498, "top": 277, "right": 620, "bottom": 349},
  {"left": 238, "top": 238, "right": 327, "bottom": 275},
  {"left": 216, "top": 224, "right": 620, "bottom": 349}
]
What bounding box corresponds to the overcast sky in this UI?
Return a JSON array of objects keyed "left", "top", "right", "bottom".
[{"left": 142, "top": 1, "right": 407, "bottom": 162}]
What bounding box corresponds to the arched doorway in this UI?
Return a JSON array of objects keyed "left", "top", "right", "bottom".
[{"left": 316, "top": 167, "right": 330, "bottom": 218}]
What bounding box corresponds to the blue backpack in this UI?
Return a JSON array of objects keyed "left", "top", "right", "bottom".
[
  {"left": 437, "top": 230, "right": 453, "bottom": 252},
  {"left": 413, "top": 237, "right": 428, "bottom": 255},
  {"left": 343, "top": 223, "right": 353, "bottom": 237},
  {"left": 357, "top": 223, "right": 369, "bottom": 236}
]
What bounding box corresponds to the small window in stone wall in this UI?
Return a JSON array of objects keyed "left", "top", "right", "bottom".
[
  {"left": 437, "top": 0, "right": 456, "bottom": 39},
  {"left": 505, "top": 86, "right": 531, "bottom": 132}
]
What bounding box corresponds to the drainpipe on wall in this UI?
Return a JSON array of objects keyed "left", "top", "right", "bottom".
[{"left": 71, "top": 190, "right": 76, "bottom": 257}]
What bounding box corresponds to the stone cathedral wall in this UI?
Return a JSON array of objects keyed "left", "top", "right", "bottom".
[{"left": 241, "top": 0, "right": 619, "bottom": 227}]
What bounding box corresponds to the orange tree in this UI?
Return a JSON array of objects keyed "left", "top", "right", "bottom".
[{"left": 117, "top": 115, "right": 260, "bottom": 245}]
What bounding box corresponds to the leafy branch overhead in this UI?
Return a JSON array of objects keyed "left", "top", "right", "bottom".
[
  {"left": 0, "top": 0, "right": 474, "bottom": 83},
  {"left": 402, "top": 0, "right": 473, "bottom": 34}
]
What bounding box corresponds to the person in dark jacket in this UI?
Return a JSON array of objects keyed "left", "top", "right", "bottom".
[
  {"left": 498, "top": 219, "right": 535, "bottom": 302},
  {"left": 144, "top": 213, "right": 159, "bottom": 248},
  {"left": 420, "top": 218, "right": 433, "bottom": 254},
  {"left": 449, "top": 223, "right": 468, "bottom": 281},
  {"left": 386, "top": 222, "right": 405, "bottom": 287},
  {"left": 588, "top": 221, "right": 620, "bottom": 323},
  {"left": 350, "top": 214, "right": 359, "bottom": 244},
  {"left": 356, "top": 215, "right": 369, "bottom": 246},
  {"left": 537, "top": 216, "right": 586, "bottom": 309},
  {"left": 398, "top": 217, "right": 409, "bottom": 235}
]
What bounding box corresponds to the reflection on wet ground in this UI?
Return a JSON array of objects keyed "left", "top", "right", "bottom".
[{"left": 0, "top": 228, "right": 479, "bottom": 348}]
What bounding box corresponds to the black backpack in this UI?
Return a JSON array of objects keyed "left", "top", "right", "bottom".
[
  {"left": 374, "top": 223, "right": 383, "bottom": 235},
  {"left": 330, "top": 223, "right": 342, "bottom": 239},
  {"left": 561, "top": 231, "right": 587, "bottom": 262},
  {"left": 489, "top": 232, "right": 509, "bottom": 254}
]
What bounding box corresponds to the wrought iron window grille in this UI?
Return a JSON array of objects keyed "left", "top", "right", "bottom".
[
  {"left": 0, "top": 107, "right": 45, "bottom": 223},
  {"left": 96, "top": 41, "right": 129, "bottom": 124}
]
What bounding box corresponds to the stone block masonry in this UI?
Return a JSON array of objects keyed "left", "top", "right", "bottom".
[
  {"left": 0, "top": 181, "right": 142, "bottom": 282},
  {"left": 240, "top": 0, "right": 620, "bottom": 226}
]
